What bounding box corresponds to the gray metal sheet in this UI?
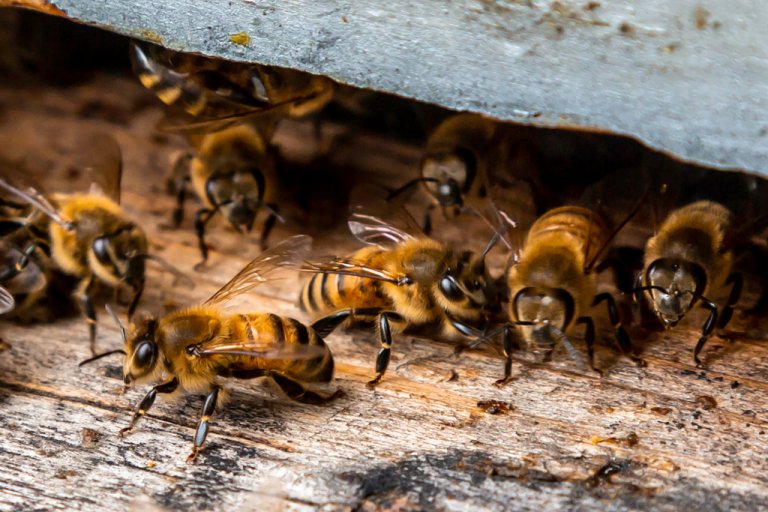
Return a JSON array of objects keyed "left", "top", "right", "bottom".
[{"left": 45, "top": 0, "right": 768, "bottom": 174}]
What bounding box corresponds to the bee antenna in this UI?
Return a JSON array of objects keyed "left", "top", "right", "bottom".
[
  {"left": 386, "top": 177, "right": 440, "bottom": 201},
  {"left": 78, "top": 349, "right": 127, "bottom": 367},
  {"left": 481, "top": 231, "right": 502, "bottom": 263},
  {"left": 257, "top": 201, "right": 286, "bottom": 224},
  {"left": 105, "top": 304, "right": 128, "bottom": 346},
  {"left": 549, "top": 325, "right": 588, "bottom": 373},
  {"left": 135, "top": 254, "right": 195, "bottom": 289}
]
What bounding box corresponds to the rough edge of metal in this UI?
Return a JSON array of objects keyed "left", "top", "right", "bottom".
[{"left": 40, "top": 0, "right": 768, "bottom": 176}]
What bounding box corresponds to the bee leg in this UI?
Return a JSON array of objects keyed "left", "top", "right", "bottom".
[
  {"left": 193, "top": 208, "right": 216, "bottom": 271},
  {"left": 310, "top": 308, "right": 360, "bottom": 338},
  {"left": 494, "top": 325, "right": 518, "bottom": 387},
  {"left": 422, "top": 204, "right": 437, "bottom": 236},
  {"left": 187, "top": 385, "right": 221, "bottom": 463},
  {"left": 171, "top": 176, "right": 191, "bottom": 228},
  {"left": 693, "top": 298, "right": 718, "bottom": 368},
  {"left": 593, "top": 292, "right": 646, "bottom": 367},
  {"left": 367, "top": 311, "right": 402, "bottom": 389},
  {"left": 76, "top": 276, "right": 99, "bottom": 356},
  {"left": 269, "top": 373, "right": 344, "bottom": 405},
  {"left": 716, "top": 273, "right": 743, "bottom": 339},
  {"left": 119, "top": 378, "right": 179, "bottom": 437},
  {"left": 258, "top": 204, "right": 280, "bottom": 250},
  {"left": 577, "top": 317, "right": 603, "bottom": 376}
]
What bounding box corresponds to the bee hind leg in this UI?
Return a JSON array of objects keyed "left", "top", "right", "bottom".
[
  {"left": 270, "top": 373, "right": 344, "bottom": 405},
  {"left": 187, "top": 385, "right": 221, "bottom": 463}
]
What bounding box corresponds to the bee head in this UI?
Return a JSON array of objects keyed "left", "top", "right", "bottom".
[
  {"left": 123, "top": 313, "right": 160, "bottom": 385},
  {"left": 91, "top": 224, "right": 148, "bottom": 287},
  {"left": 436, "top": 251, "right": 497, "bottom": 315},
  {"left": 206, "top": 168, "right": 262, "bottom": 231},
  {"left": 646, "top": 258, "right": 706, "bottom": 326},
  {"left": 421, "top": 148, "right": 475, "bottom": 208},
  {"left": 513, "top": 287, "right": 575, "bottom": 350}
]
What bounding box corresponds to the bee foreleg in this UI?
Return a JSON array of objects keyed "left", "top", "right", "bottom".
[
  {"left": 119, "top": 378, "right": 179, "bottom": 437},
  {"left": 576, "top": 317, "right": 602, "bottom": 377},
  {"left": 693, "top": 298, "right": 719, "bottom": 368},
  {"left": 593, "top": 292, "right": 646, "bottom": 367},
  {"left": 193, "top": 208, "right": 217, "bottom": 271},
  {"left": 716, "top": 273, "right": 743, "bottom": 338},
  {"left": 367, "top": 311, "right": 403, "bottom": 389},
  {"left": 423, "top": 203, "right": 437, "bottom": 236},
  {"left": 493, "top": 325, "right": 518, "bottom": 388},
  {"left": 187, "top": 385, "right": 221, "bottom": 463},
  {"left": 76, "top": 275, "right": 98, "bottom": 356}
]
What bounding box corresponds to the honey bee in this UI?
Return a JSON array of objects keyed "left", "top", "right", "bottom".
[
  {"left": 483, "top": 186, "right": 649, "bottom": 385},
  {"left": 388, "top": 114, "right": 502, "bottom": 234},
  {"left": 80, "top": 235, "right": 343, "bottom": 462},
  {"left": 130, "top": 42, "right": 335, "bottom": 135},
  {"left": 631, "top": 200, "right": 742, "bottom": 367},
  {"left": 300, "top": 194, "right": 502, "bottom": 388},
  {"left": 0, "top": 138, "right": 149, "bottom": 354},
  {"left": 166, "top": 124, "right": 284, "bottom": 270}
]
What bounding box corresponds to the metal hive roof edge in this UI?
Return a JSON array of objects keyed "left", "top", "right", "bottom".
[{"left": 9, "top": 0, "right": 768, "bottom": 176}]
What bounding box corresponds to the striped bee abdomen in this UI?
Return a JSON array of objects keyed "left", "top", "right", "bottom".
[
  {"left": 232, "top": 313, "right": 334, "bottom": 384},
  {"left": 299, "top": 248, "right": 392, "bottom": 317}
]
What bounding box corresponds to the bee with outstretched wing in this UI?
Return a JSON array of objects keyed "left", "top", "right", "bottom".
[
  {"left": 81, "top": 235, "right": 344, "bottom": 462},
  {"left": 300, "top": 185, "right": 504, "bottom": 387}
]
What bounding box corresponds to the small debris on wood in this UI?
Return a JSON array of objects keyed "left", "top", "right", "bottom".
[
  {"left": 651, "top": 407, "right": 672, "bottom": 415},
  {"left": 591, "top": 432, "right": 639, "bottom": 448},
  {"left": 730, "top": 381, "right": 740, "bottom": 389},
  {"left": 695, "top": 396, "right": 717, "bottom": 410},
  {"left": 438, "top": 369, "right": 459, "bottom": 383},
  {"left": 582, "top": 461, "right": 626, "bottom": 489},
  {"left": 81, "top": 428, "right": 101, "bottom": 447},
  {"left": 477, "top": 400, "right": 514, "bottom": 415}
]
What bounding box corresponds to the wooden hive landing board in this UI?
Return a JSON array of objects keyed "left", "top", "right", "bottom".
[{"left": 1, "top": 75, "right": 768, "bottom": 512}]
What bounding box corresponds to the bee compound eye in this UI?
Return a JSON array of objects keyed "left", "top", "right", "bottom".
[
  {"left": 439, "top": 275, "right": 464, "bottom": 302},
  {"left": 134, "top": 340, "right": 157, "bottom": 368}
]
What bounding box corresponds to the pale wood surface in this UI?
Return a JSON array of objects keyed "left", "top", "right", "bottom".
[{"left": 1, "top": 75, "right": 768, "bottom": 512}]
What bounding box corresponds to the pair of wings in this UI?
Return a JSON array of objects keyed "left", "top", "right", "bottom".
[
  {"left": 302, "top": 184, "right": 418, "bottom": 286},
  {"left": 195, "top": 235, "right": 328, "bottom": 360},
  {"left": 131, "top": 42, "right": 329, "bottom": 135}
]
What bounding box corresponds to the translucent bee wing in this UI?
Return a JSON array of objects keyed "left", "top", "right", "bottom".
[
  {"left": 191, "top": 340, "right": 326, "bottom": 361},
  {"left": 348, "top": 184, "right": 418, "bottom": 247},
  {"left": 76, "top": 131, "right": 123, "bottom": 204},
  {"left": 204, "top": 235, "right": 312, "bottom": 307},
  {"left": 302, "top": 256, "right": 408, "bottom": 285},
  {"left": 0, "top": 178, "right": 72, "bottom": 230},
  {"left": 0, "top": 285, "right": 14, "bottom": 315}
]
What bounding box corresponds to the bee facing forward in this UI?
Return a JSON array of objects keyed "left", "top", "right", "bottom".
[
  {"left": 0, "top": 139, "right": 148, "bottom": 354},
  {"left": 82, "top": 235, "right": 343, "bottom": 462},
  {"left": 486, "top": 197, "right": 647, "bottom": 385},
  {"left": 388, "top": 114, "right": 500, "bottom": 234},
  {"left": 633, "top": 200, "right": 742, "bottom": 367},
  {"left": 301, "top": 209, "right": 501, "bottom": 388},
  {"left": 167, "top": 124, "right": 283, "bottom": 270}
]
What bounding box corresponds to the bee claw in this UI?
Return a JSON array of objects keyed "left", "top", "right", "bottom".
[
  {"left": 366, "top": 375, "right": 383, "bottom": 389},
  {"left": 493, "top": 377, "right": 512, "bottom": 388},
  {"left": 117, "top": 427, "right": 131, "bottom": 438},
  {"left": 186, "top": 449, "right": 199, "bottom": 464}
]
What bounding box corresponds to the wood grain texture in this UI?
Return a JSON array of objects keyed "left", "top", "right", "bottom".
[{"left": 1, "top": 75, "right": 768, "bottom": 512}]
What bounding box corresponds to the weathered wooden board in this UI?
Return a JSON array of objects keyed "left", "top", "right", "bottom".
[{"left": 1, "top": 74, "right": 768, "bottom": 512}]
